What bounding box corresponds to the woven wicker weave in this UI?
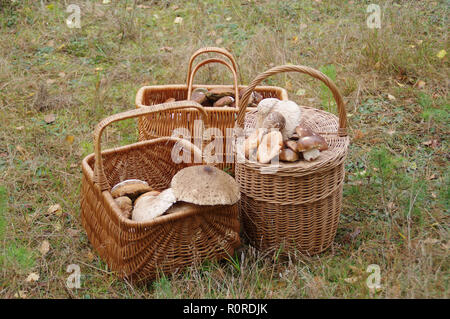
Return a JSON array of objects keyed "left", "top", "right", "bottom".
[
  {"left": 235, "top": 65, "right": 350, "bottom": 255},
  {"left": 81, "top": 101, "right": 240, "bottom": 282},
  {"left": 135, "top": 47, "right": 288, "bottom": 172}
]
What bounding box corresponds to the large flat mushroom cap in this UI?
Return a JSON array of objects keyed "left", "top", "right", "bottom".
[{"left": 171, "top": 165, "right": 240, "bottom": 206}]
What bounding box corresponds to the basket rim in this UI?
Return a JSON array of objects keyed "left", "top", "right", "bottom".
[
  {"left": 82, "top": 138, "right": 235, "bottom": 228},
  {"left": 238, "top": 106, "right": 350, "bottom": 176},
  {"left": 135, "top": 84, "right": 289, "bottom": 109}
]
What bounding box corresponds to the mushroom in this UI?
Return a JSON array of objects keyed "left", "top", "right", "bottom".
[
  {"left": 110, "top": 179, "right": 152, "bottom": 199},
  {"left": 213, "top": 96, "right": 235, "bottom": 107},
  {"left": 279, "top": 148, "right": 300, "bottom": 162},
  {"left": 114, "top": 196, "right": 133, "bottom": 219},
  {"left": 171, "top": 165, "right": 240, "bottom": 205},
  {"left": 191, "top": 88, "right": 207, "bottom": 104},
  {"left": 297, "top": 135, "right": 327, "bottom": 161},
  {"left": 295, "top": 124, "right": 328, "bottom": 151},
  {"left": 256, "top": 99, "right": 301, "bottom": 140},
  {"left": 132, "top": 189, "right": 176, "bottom": 222},
  {"left": 285, "top": 140, "right": 298, "bottom": 153},
  {"left": 256, "top": 130, "right": 283, "bottom": 164},
  {"left": 244, "top": 128, "right": 267, "bottom": 160},
  {"left": 262, "top": 111, "right": 286, "bottom": 130}
]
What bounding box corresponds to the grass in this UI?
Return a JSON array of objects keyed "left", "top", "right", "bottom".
[{"left": 0, "top": 0, "right": 448, "bottom": 298}]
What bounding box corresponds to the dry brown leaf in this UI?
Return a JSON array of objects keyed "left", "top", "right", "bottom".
[
  {"left": 387, "top": 94, "right": 396, "bottom": 101},
  {"left": 47, "top": 204, "right": 62, "bottom": 216},
  {"left": 344, "top": 276, "right": 360, "bottom": 283},
  {"left": 86, "top": 251, "right": 95, "bottom": 262},
  {"left": 353, "top": 129, "right": 365, "bottom": 140},
  {"left": 14, "top": 290, "right": 28, "bottom": 298},
  {"left": 415, "top": 80, "right": 426, "bottom": 89},
  {"left": 39, "top": 240, "right": 50, "bottom": 256},
  {"left": 215, "top": 38, "right": 223, "bottom": 45},
  {"left": 65, "top": 135, "right": 75, "bottom": 145},
  {"left": 25, "top": 272, "right": 39, "bottom": 283},
  {"left": 44, "top": 114, "right": 56, "bottom": 124}
]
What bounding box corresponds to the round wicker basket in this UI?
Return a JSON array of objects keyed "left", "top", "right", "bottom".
[{"left": 235, "top": 65, "right": 350, "bottom": 255}]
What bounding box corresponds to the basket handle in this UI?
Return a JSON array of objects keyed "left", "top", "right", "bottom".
[
  {"left": 187, "top": 58, "right": 240, "bottom": 108},
  {"left": 186, "top": 47, "right": 238, "bottom": 84},
  {"left": 93, "top": 101, "right": 208, "bottom": 191},
  {"left": 236, "top": 65, "right": 348, "bottom": 137}
]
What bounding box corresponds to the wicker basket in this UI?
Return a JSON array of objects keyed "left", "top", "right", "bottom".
[
  {"left": 81, "top": 101, "right": 240, "bottom": 282},
  {"left": 235, "top": 65, "right": 350, "bottom": 255},
  {"left": 135, "top": 47, "right": 288, "bottom": 172}
]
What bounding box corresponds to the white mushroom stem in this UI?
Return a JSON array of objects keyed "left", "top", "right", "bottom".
[{"left": 302, "top": 148, "right": 320, "bottom": 161}]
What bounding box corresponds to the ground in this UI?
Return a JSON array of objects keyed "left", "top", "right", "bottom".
[{"left": 0, "top": 0, "right": 448, "bottom": 298}]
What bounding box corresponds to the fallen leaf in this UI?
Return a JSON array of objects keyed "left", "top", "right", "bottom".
[
  {"left": 46, "top": 79, "right": 56, "bottom": 85},
  {"left": 44, "top": 114, "right": 56, "bottom": 124},
  {"left": 292, "top": 35, "right": 299, "bottom": 44},
  {"left": 67, "top": 229, "right": 80, "bottom": 237},
  {"left": 344, "top": 276, "right": 360, "bottom": 283},
  {"left": 39, "top": 240, "right": 50, "bottom": 256},
  {"left": 25, "top": 272, "right": 39, "bottom": 283},
  {"left": 86, "top": 251, "right": 95, "bottom": 262},
  {"left": 102, "top": 0, "right": 111, "bottom": 4},
  {"left": 70, "top": 163, "right": 78, "bottom": 168},
  {"left": 174, "top": 16, "right": 183, "bottom": 24},
  {"left": 160, "top": 46, "right": 173, "bottom": 52},
  {"left": 47, "top": 204, "right": 62, "bottom": 216},
  {"left": 215, "top": 38, "right": 223, "bottom": 45},
  {"left": 431, "top": 192, "right": 437, "bottom": 199},
  {"left": 415, "top": 80, "right": 426, "bottom": 89},
  {"left": 58, "top": 72, "right": 65, "bottom": 78},
  {"left": 353, "top": 129, "right": 365, "bottom": 140},
  {"left": 15, "top": 126, "right": 24, "bottom": 131},
  {"left": 65, "top": 135, "right": 75, "bottom": 145},
  {"left": 387, "top": 94, "right": 396, "bottom": 101},
  {"left": 299, "top": 23, "right": 307, "bottom": 30},
  {"left": 16, "top": 145, "right": 27, "bottom": 156},
  {"left": 427, "top": 174, "right": 438, "bottom": 180},
  {"left": 14, "top": 290, "right": 28, "bottom": 298},
  {"left": 226, "top": 17, "right": 232, "bottom": 21},
  {"left": 295, "top": 88, "right": 306, "bottom": 96},
  {"left": 437, "top": 49, "right": 447, "bottom": 59},
  {"left": 422, "top": 139, "right": 440, "bottom": 149},
  {"left": 423, "top": 238, "right": 439, "bottom": 245},
  {"left": 137, "top": 4, "right": 152, "bottom": 9}
]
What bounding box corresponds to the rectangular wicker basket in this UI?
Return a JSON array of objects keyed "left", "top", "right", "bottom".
[
  {"left": 135, "top": 47, "right": 288, "bottom": 173},
  {"left": 81, "top": 101, "right": 240, "bottom": 282}
]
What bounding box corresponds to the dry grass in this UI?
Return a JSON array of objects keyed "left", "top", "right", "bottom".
[{"left": 0, "top": 0, "right": 448, "bottom": 298}]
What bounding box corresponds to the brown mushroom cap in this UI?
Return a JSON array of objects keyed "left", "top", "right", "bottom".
[
  {"left": 295, "top": 125, "right": 328, "bottom": 151},
  {"left": 213, "top": 96, "right": 235, "bottom": 107},
  {"left": 262, "top": 111, "right": 286, "bottom": 130},
  {"left": 110, "top": 179, "right": 152, "bottom": 199},
  {"left": 171, "top": 165, "right": 240, "bottom": 205},
  {"left": 279, "top": 148, "right": 300, "bottom": 162},
  {"left": 297, "top": 135, "right": 326, "bottom": 152},
  {"left": 257, "top": 130, "right": 283, "bottom": 164},
  {"left": 191, "top": 90, "right": 207, "bottom": 104},
  {"left": 295, "top": 124, "right": 315, "bottom": 139},
  {"left": 285, "top": 140, "right": 298, "bottom": 152}
]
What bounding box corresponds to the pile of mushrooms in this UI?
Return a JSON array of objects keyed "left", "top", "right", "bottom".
[
  {"left": 244, "top": 98, "right": 328, "bottom": 163},
  {"left": 110, "top": 165, "right": 240, "bottom": 222},
  {"left": 164, "top": 88, "right": 263, "bottom": 108}
]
